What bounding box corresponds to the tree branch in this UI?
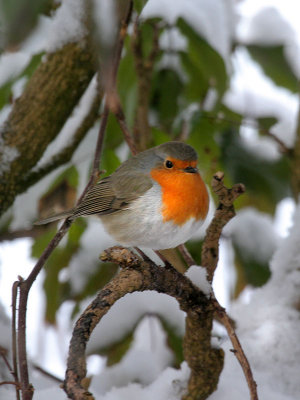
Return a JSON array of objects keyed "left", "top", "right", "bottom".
[
  {"left": 0, "top": 40, "right": 96, "bottom": 217},
  {"left": 63, "top": 247, "right": 212, "bottom": 400},
  {"left": 202, "top": 171, "right": 245, "bottom": 282},
  {"left": 23, "top": 89, "right": 102, "bottom": 191},
  {"left": 212, "top": 296, "right": 258, "bottom": 400}
]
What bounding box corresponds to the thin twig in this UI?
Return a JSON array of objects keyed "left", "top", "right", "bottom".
[
  {"left": 0, "top": 346, "right": 14, "bottom": 378},
  {"left": 14, "top": 3, "right": 133, "bottom": 399},
  {"left": 212, "top": 296, "right": 258, "bottom": 400},
  {"left": 11, "top": 281, "right": 21, "bottom": 400},
  {"left": 0, "top": 381, "right": 20, "bottom": 387},
  {"left": 32, "top": 364, "right": 63, "bottom": 384},
  {"left": 114, "top": 105, "right": 138, "bottom": 155},
  {"left": 178, "top": 244, "right": 195, "bottom": 267},
  {"left": 202, "top": 171, "right": 245, "bottom": 281}
]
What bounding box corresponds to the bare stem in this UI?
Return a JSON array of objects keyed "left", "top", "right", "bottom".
[
  {"left": 13, "top": 3, "right": 133, "bottom": 399},
  {"left": 213, "top": 296, "right": 258, "bottom": 400},
  {"left": 11, "top": 282, "right": 21, "bottom": 400}
]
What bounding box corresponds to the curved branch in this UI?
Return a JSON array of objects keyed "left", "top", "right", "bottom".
[{"left": 63, "top": 247, "right": 211, "bottom": 400}]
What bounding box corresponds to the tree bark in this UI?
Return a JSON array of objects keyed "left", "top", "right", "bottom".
[{"left": 0, "top": 41, "right": 96, "bottom": 216}]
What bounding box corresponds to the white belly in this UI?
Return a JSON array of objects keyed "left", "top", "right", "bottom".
[{"left": 100, "top": 184, "right": 205, "bottom": 250}]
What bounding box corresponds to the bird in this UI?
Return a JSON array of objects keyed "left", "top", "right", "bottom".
[{"left": 36, "top": 141, "right": 209, "bottom": 250}]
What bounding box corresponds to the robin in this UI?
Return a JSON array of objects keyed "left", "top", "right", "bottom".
[{"left": 36, "top": 141, "right": 209, "bottom": 250}]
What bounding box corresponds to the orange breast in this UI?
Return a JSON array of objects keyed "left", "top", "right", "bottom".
[{"left": 151, "top": 166, "right": 209, "bottom": 225}]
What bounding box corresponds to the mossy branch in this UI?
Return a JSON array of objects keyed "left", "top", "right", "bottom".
[
  {"left": 0, "top": 40, "right": 96, "bottom": 216},
  {"left": 22, "top": 89, "right": 102, "bottom": 191}
]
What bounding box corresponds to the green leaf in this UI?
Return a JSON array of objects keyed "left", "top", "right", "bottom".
[
  {"left": 247, "top": 45, "right": 298, "bottom": 93},
  {"left": 133, "top": 0, "right": 148, "bottom": 14},
  {"left": 161, "top": 319, "right": 184, "bottom": 367},
  {"left": 99, "top": 331, "right": 134, "bottom": 366},
  {"left": 256, "top": 116, "right": 278, "bottom": 131},
  {"left": 151, "top": 68, "right": 183, "bottom": 131},
  {"left": 32, "top": 219, "right": 86, "bottom": 324},
  {"left": 0, "top": 81, "right": 13, "bottom": 110},
  {"left": 177, "top": 18, "right": 227, "bottom": 102},
  {"left": 31, "top": 228, "right": 57, "bottom": 259},
  {"left": 101, "top": 148, "right": 121, "bottom": 177},
  {"left": 187, "top": 110, "right": 221, "bottom": 177},
  {"left": 118, "top": 41, "right": 138, "bottom": 127},
  {"left": 47, "top": 165, "right": 79, "bottom": 193},
  {"left": 220, "top": 129, "right": 291, "bottom": 210},
  {"left": 0, "top": 53, "right": 43, "bottom": 110},
  {"left": 234, "top": 247, "right": 271, "bottom": 288},
  {"left": 73, "top": 262, "right": 118, "bottom": 303},
  {"left": 1, "top": 0, "right": 50, "bottom": 47},
  {"left": 151, "top": 127, "right": 173, "bottom": 145}
]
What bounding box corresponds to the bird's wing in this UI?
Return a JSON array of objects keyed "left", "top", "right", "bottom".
[{"left": 72, "top": 172, "right": 153, "bottom": 218}]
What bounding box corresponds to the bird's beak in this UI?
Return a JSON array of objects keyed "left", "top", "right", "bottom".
[{"left": 184, "top": 166, "right": 198, "bottom": 173}]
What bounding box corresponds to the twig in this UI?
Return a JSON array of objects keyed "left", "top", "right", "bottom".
[
  {"left": 0, "top": 381, "right": 20, "bottom": 387},
  {"left": 0, "top": 346, "right": 15, "bottom": 379},
  {"left": 202, "top": 171, "right": 245, "bottom": 281},
  {"left": 114, "top": 105, "right": 138, "bottom": 155},
  {"left": 15, "top": 97, "right": 110, "bottom": 399},
  {"left": 11, "top": 282, "right": 21, "bottom": 400},
  {"left": 32, "top": 364, "right": 63, "bottom": 384},
  {"left": 178, "top": 244, "right": 195, "bottom": 267},
  {"left": 212, "top": 296, "right": 258, "bottom": 400}
]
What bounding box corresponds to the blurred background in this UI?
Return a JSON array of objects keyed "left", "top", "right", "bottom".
[{"left": 0, "top": 0, "right": 299, "bottom": 399}]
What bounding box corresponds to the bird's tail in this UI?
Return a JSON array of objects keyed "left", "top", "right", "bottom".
[{"left": 34, "top": 209, "right": 74, "bottom": 225}]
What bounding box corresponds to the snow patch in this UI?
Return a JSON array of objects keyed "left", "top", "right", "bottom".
[
  {"left": 142, "top": 0, "right": 235, "bottom": 62},
  {"left": 0, "top": 137, "right": 19, "bottom": 177},
  {"left": 87, "top": 291, "right": 185, "bottom": 352},
  {"left": 46, "top": 0, "right": 88, "bottom": 52},
  {"left": 185, "top": 265, "right": 211, "bottom": 296},
  {"left": 224, "top": 207, "right": 279, "bottom": 264}
]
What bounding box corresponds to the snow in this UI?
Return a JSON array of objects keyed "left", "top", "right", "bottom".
[
  {"left": 142, "top": 0, "right": 235, "bottom": 62},
  {"left": 224, "top": 207, "right": 279, "bottom": 264},
  {"left": 68, "top": 220, "right": 115, "bottom": 294},
  {"left": 46, "top": 0, "right": 87, "bottom": 52},
  {"left": 185, "top": 265, "right": 211, "bottom": 296},
  {"left": 226, "top": 204, "right": 300, "bottom": 398},
  {"left": 87, "top": 291, "right": 185, "bottom": 352},
  {"left": 91, "top": 316, "right": 174, "bottom": 394},
  {"left": 92, "top": 362, "right": 190, "bottom": 400},
  {"left": 92, "top": 0, "right": 118, "bottom": 47},
  {"left": 0, "top": 52, "right": 31, "bottom": 87},
  {"left": 224, "top": 47, "right": 298, "bottom": 148},
  {"left": 35, "top": 74, "right": 99, "bottom": 169},
  {"left": 1, "top": 1, "right": 300, "bottom": 399},
  {"left": 237, "top": 5, "right": 300, "bottom": 79},
  {"left": 0, "top": 137, "right": 19, "bottom": 177}
]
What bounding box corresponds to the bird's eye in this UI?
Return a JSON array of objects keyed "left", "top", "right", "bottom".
[{"left": 165, "top": 160, "right": 173, "bottom": 169}]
